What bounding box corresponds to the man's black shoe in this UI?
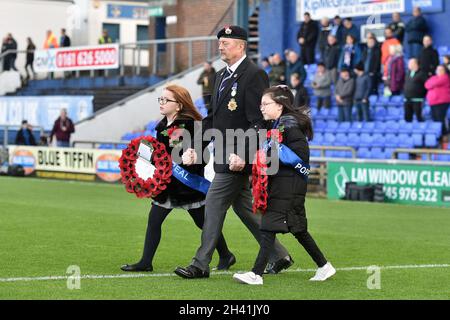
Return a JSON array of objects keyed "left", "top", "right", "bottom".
[
  {"left": 264, "top": 255, "right": 294, "bottom": 274},
  {"left": 174, "top": 265, "right": 210, "bottom": 279},
  {"left": 214, "top": 253, "right": 236, "bottom": 271},
  {"left": 120, "top": 263, "right": 153, "bottom": 272}
]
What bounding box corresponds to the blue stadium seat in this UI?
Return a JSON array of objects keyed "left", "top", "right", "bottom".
[
  {"left": 387, "top": 95, "right": 404, "bottom": 108},
  {"left": 373, "top": 121, "right": 387, "bottom": 134},
  {"left": 412, "top": 133, "right": 423, "bottom": 147},
  {"left": 316, "top": 108, "right": 330, "bottom": 120},
  {"left": 397, "top": 133, "right": 414, "bottom": 148},
  {"left": 324, "top": 120, "right": 338, "bottom": 133},
  {"left": 357, "top": 147, "right": 371, "bottom": 159},
  {"left": 427, "top": 122, "right": 442, "bottom": 137},
  {"left": 425, "top": 134, "right": 438, "bottom": 147},
  {"left": 373, "top": 107, "right": 387, "bottom": 121},
  {"left": 384, "top": 120, "right": 400, "bottom": 134},
  {"left": 323, "top": 133, "right": 336, "bottom": 145},
  {"left": 359, "top": 133, "right": 374, "bottom": 147},
  {"left": 398, "top": 121, "right": 413, "bottom": 134},
  {"left": 369, "top": 95, "right": 378, "bottom": 106},
  {"left": 434, "top": 154, "right": 450, "bottom": 162},
  {"left": 398, "top": 153, "right": 410, "bottom": 160},
  {"left": 375, "top": 96, "right": 390, "bottom": 108},
  {"left": 335, "top": 122, "right": 351, "bottom": 133},
  {"left": 371, "top": 133, "right": 385, "bottom": 147},
  {"left": 310, "top": 107, "right": 318, "bottom": 118},
  {"left": 384, "top": 148, "right": 395, "bottom": 159},
  {"left": 346, "top": 133, "right": 360, "bottom": 148},
  {"left": 361, "top": 121, "right": 375, "bottom": 133},
  {"left": 310, "top": 133, "right": 323, "bottom": 146},
  {"left": 310, "top": 149, "right": 321, "bottom": 157},
  {"left": 329, "top": 107, "right": 338, "bottom": 119},
  {"left": 315, "top": 120, "right": 326, "bottom": 133},
  {"left": 385, "top": 107, "right": 403, "bottom": 120},
  {"left": 334, "top": 133, "right": 347, "bottom": 146},
  {"left": 370, "top": 147, "right": 384, "bottom": 159},
  {"left": 412, "top": 122, "right": 428, "bottom": 134},
  {"left": 384, "top": 133, "right": 399, "bottom": 148},
  {"left": 349, "top": 121, "right": 364, "bottom": 134}
]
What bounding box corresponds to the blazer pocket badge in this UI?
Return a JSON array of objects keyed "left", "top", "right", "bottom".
[{"left": 228, "top": 98, "right": 238, "bottom": 111}]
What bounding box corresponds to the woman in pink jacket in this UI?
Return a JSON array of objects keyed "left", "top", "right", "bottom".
[{"left": 425, "top": 65, "right": 450, "bottom": 135}]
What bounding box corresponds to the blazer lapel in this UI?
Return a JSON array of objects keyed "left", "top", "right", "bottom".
[
  {"left": 213, "top": 68, "right": 227, "bottom": 112},
  {"left": 216, "top": 57, "right": 250, "bottom": 108}
]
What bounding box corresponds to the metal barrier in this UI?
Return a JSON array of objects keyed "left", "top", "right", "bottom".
[
  {"left": 72, "top": 140, "right": 129, "bottom": 149},
  {"left": 1, "top": 125, "right": 45, "bottom": 148},
  {"left": 392, "top": 148, "right": 450, "bottom": 160},
  {"left": 0, "top": 36, "right": 260, "bottom": 79}
]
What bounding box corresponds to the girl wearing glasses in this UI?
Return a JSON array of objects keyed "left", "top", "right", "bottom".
[
  {"left": 233, "top": 86, "right": 335, "bottom": 285},
  {"left": 121, "top": 85, "right": 235, "bottom": 272}
]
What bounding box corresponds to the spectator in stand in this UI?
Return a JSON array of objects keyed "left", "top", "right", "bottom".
[
  {"left": 2, "top": 34, "right": 18, "bottom": 71},
  {"left": 331, "top": 15, "right": 344, "bottom": 45},
  {"left": 15, "top": 120, "right": 37, "bottom": 146},
  {"left": 425, "top": 65, "right": 450, "bottom": 135},
  {"left": 261, "top": 57, "right": 271, "bottom": 75},
  {"left": 389, "top": 12, "right": 405, "bottom": 43},
  {"left": 43, "top": 30, "right": 59, "bottom": 49},
  {"left": 312, "top": 62, "right": 332, "bottom": 110},
  {"left": 318, "top": 17, "right": 332, "bottom": 60},
  {"left": 419, "top": 35, "right": 440, "bottom": 78},
  {"left": 99, "top": 29, "right": 113, "bottom": 44},
  {"left": 353, "top": 63, "right": 372, "bottom": 122},
  {"left": 25, "top": 37, "right": 36, "bottom": 80},
  {"left": 50, "top": 109, "right": 75, "bottom": 147},
  {"left": 285, "top": 50, "right": 306, "bottom": 87},
  {"left": 268, "top": 53, "right": 286, "bottom": 86},
  {"left": 39, "top": 134, "right": 49, "bottom": 146},
  {"left": 335, "top": 68, "right": 355, "bottom": 122},
  {"left": 383, "top": 44, "right": 405, "bottom": 96},
  {"left": 362, "top": 34, "right": 381, "bottom": 95},
  {"left": 323, "top": 34, "right": 341, "bottom": 83},
  {"left": 338, "top": 35, "right": 361, "bottom": 72},
  {"left": 381, "top": 27, "right": 401, "bottom": 68},
  {"left": 403, "top": 58, "right": 427, "bottom": 122},
  {"left": 444, "top": 55, "right": 450, "bottom": 72},
  {"left": 290, "top": 73, "right": 309, "bottom": 109},
  {"left": 60, "top": 28, "right": 71, "bottom": 47},
  {"left": 197, "top": 61, "right": 216, "bottom": 110},
  {"left": 405, "top": 7, "right": 428, "bottom": 58},
  {"left": 297, "top": 12, "right": 319, "bottom": 65},
  {"left": 342, "top": 18, "right": 360, "bottom": 45}
]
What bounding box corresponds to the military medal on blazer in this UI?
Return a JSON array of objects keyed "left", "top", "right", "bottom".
[{"left": 228, "top": 82, "right": 238, "bottom": 111}]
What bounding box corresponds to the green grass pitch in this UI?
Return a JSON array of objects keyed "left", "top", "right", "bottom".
[{"left": 0, "top": 176, "right": 449, "bottom": 300}]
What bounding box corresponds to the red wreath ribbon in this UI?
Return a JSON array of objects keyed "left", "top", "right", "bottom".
[
  {"left": 252, "top": 149, "right": 269, "bottom": 214},
  {"left": 119, "top": 136, "right": 172, "bottom": 198}
]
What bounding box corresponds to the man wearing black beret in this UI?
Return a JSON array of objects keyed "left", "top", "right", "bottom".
[{"left": 175, "top": 25, "right": 293, "bottom": 279}]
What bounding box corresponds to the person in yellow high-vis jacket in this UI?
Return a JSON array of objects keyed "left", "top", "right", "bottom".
[{"left": 43, "top": 30, "right": 59, "bottom": 49}]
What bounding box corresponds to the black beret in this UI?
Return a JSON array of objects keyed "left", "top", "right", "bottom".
[{"left": 217, "top": 25, "right": 248, "bottom": 41}]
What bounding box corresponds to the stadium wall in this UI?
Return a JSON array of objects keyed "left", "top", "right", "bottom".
[{"left": 259, "top": 0, "right": 450, "bottom": 59}]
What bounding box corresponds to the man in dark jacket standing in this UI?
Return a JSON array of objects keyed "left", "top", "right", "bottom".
[
  {"left": 403, "top": 58, "right": 427, "bottom": 122},
  {"left": 285, "top": 50, "right": 306, "bottom": 86},
  {"left": 268, "top": 53, "right": 286, "bottom": 86},
  {"left": 60, "top": 28, "right": 71, "bottom": 47},
  {"left": 389, "top": 12, "right": 405, "bottom": 43},
  {"left": 297, "top": 12, "right": 319, "bottom": 65},
  {"left": 15, "top": 120, "right": 37, "bottom": 146},
  {"left": 175, "top": 25, "right": 292, "bottom": 279},
  {"left": 419, "top": 35, "right": 439, "bottom": 78},
  {"left": 405, "top": 7, "right": 428, "bottom": 58},
  {"left": 49, "top": 109, "right": 75, "bottom": 147},
  {"left": 362, "top": 36, "right": 381, "bottom": 95},
  {"left": 318, "top": 17, "right": 332, "bottom": 61},
  {"left": 335, "top": 68, "right": 355, "bottom": 122},
  {"left": 342, "top": 18, "right": 360, "bottom": 44},
  {"left": 323, "top": 34, "right": 341, "bottom": 83},
  {"left": 354, "top": 64, "right": 372, "bottom": 122},
  {"left": 197, "top": 61, "right": 216, "bottom": 110}
]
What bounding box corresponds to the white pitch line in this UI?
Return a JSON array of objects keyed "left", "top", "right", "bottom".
[{"left": 0, "top": 264, "right": 449, "bottom": 283}]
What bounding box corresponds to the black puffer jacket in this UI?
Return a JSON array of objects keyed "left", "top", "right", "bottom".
[
  {"left": 152, "top": 117, "right": 206, "bottom": 206},
  {"left": 260, "top": 114, "right": 310, "bottom": 234}
]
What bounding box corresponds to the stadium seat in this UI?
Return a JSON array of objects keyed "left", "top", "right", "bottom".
[
  {"left": 412, "top": 122, "right": 428, "bottom": 134},
  {"left": 310, "top": 133, "right": 323, "bottom": 145},
  {"left": 397, "top": 133, "right": 414, "bottom": 148},
  {"left": 359, "top": 133, "right": 374, "bottom": 147},
  {"left": 387, "top": 95, "right": 404, "bottom": 108},
  {"left": 373, "top": 121, "right": 387, "bottom": 134},
  {"left": 316, "top": 108, "right": 330, "bottom": 120},
  {"left": 349, "top": 121, "right": 364, "bottom": 134},
  {"left": 384, "top": 133, "right": 399, "bottom": 148},
  {"left": 398, "top": 121, "right": 413, "bottom": 134},
  {"left": 334, "top": 133, "right": 347, "bottom": 146},
  {"left": 357, "top": 147, "right": 371, "bottom": 159},
  {"left": 371, "top": 133, "right": 385, "bottom": 147},
  {"left": 373, "top": 107, "right": 387, "bottom": 121},
  {"left": 323, "top": 133, "right": 336, "bottom": 145},
  {"left": 375, "top": 96, "right": 390, "bottom": 108},
  {"left": 385, "top": 107, "right": 402, "bottom": 120},
  {"left": 346, "top": 133, "right": 360, "bottom": 148},
  {"left": 360, "top": 121, "right": 375, "bottom": 133},
  {"left": 425, "top": 134, "right": 438, "bottom": 147},
  {"left": 315, "top": 120, "right": 326, "bottom": 133},
  {"left": 412, "top": 133, "right": 423, "bottom": 147},
  {"left": 310, "top": 149, "right": 321, "bottom": 157},
  {"left": 370, "top": 147, "right": 384, "bottom": 159},
  {"left": 335, "top": 122, "right": 351, "bottom": 133},
  {"left": 369, "top": 95, "right": 378, "bottom": 106},
  {"left": 384, "top": 120, "right": 399, "bottom": 133},
  {"left": 384, "top": 148, "right": 395, "bottom": 159},
  {"left": 427, "top": 122, "right": 442, "bottom": 137},
  {"left": 324, "top": 120, "right": 338, "bottom": 133}
]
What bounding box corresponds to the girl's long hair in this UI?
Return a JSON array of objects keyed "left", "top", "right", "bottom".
[
  {"left": 263, "top": 86, "right": 314, "bottom": 141},
  {"left": 164, "top": 84, "right": 203, "bottom": 121}
]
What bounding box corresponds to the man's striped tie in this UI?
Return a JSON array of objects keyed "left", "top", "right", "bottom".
[{"left": 218, "top": 68, "right": 233, "bottom": 99}]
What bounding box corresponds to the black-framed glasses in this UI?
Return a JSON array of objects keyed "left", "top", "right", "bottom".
[
  {"left": 260, "top": 102, "right": 276, "bottom": 108},
  {"left": 158, "top": 97, "right": 177, "bottom": 105}
]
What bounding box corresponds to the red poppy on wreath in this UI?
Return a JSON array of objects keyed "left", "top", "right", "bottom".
[
  {"left": 267, "top": 125, "right": 284, "bottom": 144},
  {"left": 252, "top": 149, "right": 269, "bottom": 214},
  {"left": 162, "top": 124, "right": 185, "bottom": 147},
  {"left": 119, "top": 136, "right": 172, "bottom": 199}
]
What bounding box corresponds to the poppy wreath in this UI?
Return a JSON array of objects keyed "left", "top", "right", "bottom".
[
  {"left": 119, "top": 136, "right": 172, "bottom": 198},
  {"left": 251, "top": 149, "right": 269, "bottom": 214}
]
